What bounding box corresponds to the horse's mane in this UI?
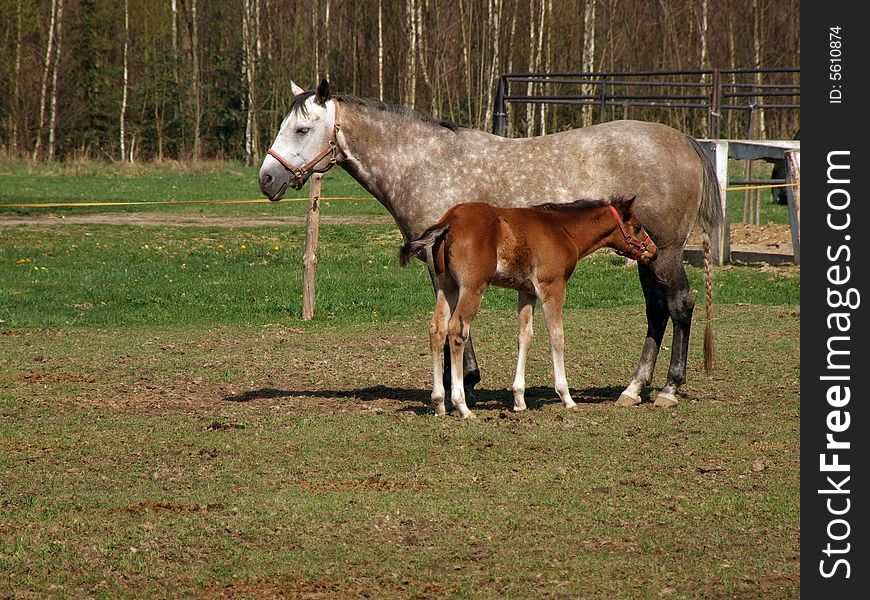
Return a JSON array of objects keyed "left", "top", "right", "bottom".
[
  {"left": 533, "top": 196, "right": 634, "bottom": 212},
  {"left": 290, "top": 90, "right": 462, "bottom": 132}
]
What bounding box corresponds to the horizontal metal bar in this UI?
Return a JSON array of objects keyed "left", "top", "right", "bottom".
[{"left": 724, "top": 91, "right": 801, "bottom": 98}]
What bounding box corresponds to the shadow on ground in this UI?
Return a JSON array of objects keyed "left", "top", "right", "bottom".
[{"left": 223, "top": 385, "right": 624, "bottom": 413}]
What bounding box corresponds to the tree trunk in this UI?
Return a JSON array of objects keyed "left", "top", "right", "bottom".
[
  {"left": 120, "top": 0, "right": 129, "bottom": 161},
  {"left": 11, "top": 0, "right": 22, "bottom": 156},
  {"left": 190, "top": 0, "right": 202, "bottom": 160},
  {"left": 47, "top": 0, "right": 64, "bottom": 161},
  {"left": 405, "top": 0, "right": 417, "bottom": 108},
  {"left": 581, "top": 0, "right": 596, "bottom": 127},
  {"left": 378, "top": 0, "right": 384, "bottom": 100},
  {"left": 752, "top": 0, "right": 766, "bottom": 138},
  {"left": 171, "top": 0, "right": 179, "bottom": 85},
  {"left": 324, "top": 0, "right": 331, "bottom": 82},
  {"left": 242, "top": 0, "right": 260, "bottom": 166},
  {"left": 485, "top": 0, "right": 502, "bottom": 130},
  {"left": 33, "top": 0, "right": 58, "bottom": 161},
  {"left": 697, "top": 0, "right": 709, "bottom": 136},
  {"left": 525, "top": 0, "right": 535, "bottom": 136}
]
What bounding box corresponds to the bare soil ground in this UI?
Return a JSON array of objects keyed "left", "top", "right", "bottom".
[{"left": 3, "top": 212, "right": 794, "bottom": 250}]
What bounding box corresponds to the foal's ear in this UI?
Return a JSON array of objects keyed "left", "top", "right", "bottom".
[
  {"left": 290, "top": 80, "right": 306, "bottom": 97},
  {"left": 315, "top": 79, "right": 331, "bottom": 105},
  {"left": 618, "top": 196, "right": 637, "bottom": 219}
]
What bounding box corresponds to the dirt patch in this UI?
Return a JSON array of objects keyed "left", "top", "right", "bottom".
[
  {"left": 0, "top": 213, "right": 393, "bottom": 229},
  {"left": 6, "top": 370, "right": 97, "bottom": 384},
  {"left": 102, "top": 501, "right": 226, "bottom": 515},
  {"left": 299, "top": 474, "right": 421, "bottom": 493},
  {"left": 688, "top": 221, "right": 792, "bottom": 248}
]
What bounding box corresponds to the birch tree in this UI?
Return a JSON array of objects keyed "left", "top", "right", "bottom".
[
  {"left": 581, "top": 0, "right": 596, "bottom": 127},
  {"left": 47, "top": 0, "right": 64, "bottom": 160},
  {"left": 242, "top": 0, "right": 261, "bottom": 166},
  {"left": 11, "top": 0, "right": 22, "bottom": 156},
  {"left": 32, "top": 0, "right": 58, "bottom": 161},
  {"left": 120, "top": 0, "right": 129, "bottom": 160},
  {"left": 378, "top": 0, "right": 384, "bottom": 100}
]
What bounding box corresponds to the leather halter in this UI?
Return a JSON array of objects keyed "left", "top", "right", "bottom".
[
  {"left": 609, "top": 205, "right": 654, "bottom": 261},
  {"left": 266, "top": 100, "right": 346, "bottom": 190}
]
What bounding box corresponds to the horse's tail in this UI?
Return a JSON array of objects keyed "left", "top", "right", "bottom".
[
  {"left": 688, "top": 136, "right": 722, "bottom": 374},
  {"left": 399, "top": 224, "right": 450, "bottom": 267}
]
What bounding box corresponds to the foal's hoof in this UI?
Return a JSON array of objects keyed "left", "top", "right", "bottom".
[
  {"left": 653, "top": 393, "right": 679, "bottom": 408},
  {"left": 615, "top": 393, "right": 642, "bottom": 407}
]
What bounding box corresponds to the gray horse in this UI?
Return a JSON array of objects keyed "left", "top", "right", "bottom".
[{"left": 259, "top": 79, "right": 721, "bottom": 409}]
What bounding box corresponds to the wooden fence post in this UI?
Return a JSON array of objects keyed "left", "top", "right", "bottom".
[
  {"left": 301, "top": 173, "right": 323, "bottom": 320},
  {"left": 785, "top": 149, "right": 801, "bottom": 265}
]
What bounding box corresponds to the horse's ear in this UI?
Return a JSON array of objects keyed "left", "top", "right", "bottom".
[
  {"left": 315, "top": 79, "right": 331, "bottom": 105},
  {"left": 290, "top": 80, "right": 305, "bottom": 97},
  {"left": 618, "top": 196, "right": 637, "bottom": 219}
]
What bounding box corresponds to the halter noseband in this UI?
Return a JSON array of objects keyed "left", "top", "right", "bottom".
[
  {"left": 609, "top": 205, "right": 654, "bottom": 261},
  {"left": 267, "top": 100, "right": 347, "bottom": 191}
]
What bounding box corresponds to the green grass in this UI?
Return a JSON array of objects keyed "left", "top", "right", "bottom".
[
  {"left": 1, "top": 223, "right": 798, "bottom": 328},
  {"left": 0, "top": 161, "right": 799, "bottom": 598},
  {"left": 0, "top": 305, "right": 800, "bottom": 599},
  {"left": 0, "top": 160, "right": 385, "bottom": 218}
]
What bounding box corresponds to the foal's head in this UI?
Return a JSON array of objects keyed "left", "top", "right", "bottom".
[{"left": 610, "top": 198, "right": 658, "bottom": 265}]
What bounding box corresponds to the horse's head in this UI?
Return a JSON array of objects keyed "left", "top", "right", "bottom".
[
  {"left": 612, "top": 197, "right": 658, "bottom": 264},
  {"left": 259, "top": 79, "right": 344, "bottom": 201}
]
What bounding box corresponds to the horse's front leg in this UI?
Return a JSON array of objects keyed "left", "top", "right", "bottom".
[
  {"left": 539, "top": 285, "right": 576, "bottom": 410},
  {"left": 617, "top": 263, "right": 668, "bottom": 407}
]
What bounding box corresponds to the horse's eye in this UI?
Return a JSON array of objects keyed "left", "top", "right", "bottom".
[{"left": 296, "top": 127, "right": 310, "bottom": 135}]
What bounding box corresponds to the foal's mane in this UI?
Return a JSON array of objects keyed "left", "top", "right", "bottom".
[
  {"left": 533, "top": 196, "right": 634, "bottom": 212},
  {"left": 290, "top": 90, "right": 462, "bottom": 132}
]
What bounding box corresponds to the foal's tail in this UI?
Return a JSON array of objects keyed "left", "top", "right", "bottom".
[
  {"left": 688, "top": 136, "right": 722, "bottom": 374},
  {"left": 399, "top": 224, "right": 450, "bottom": 267}
]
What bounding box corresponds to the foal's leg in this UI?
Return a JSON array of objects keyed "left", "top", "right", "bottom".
[
  {"left": 653, "top": 253, "right": 695, "bottom": 408},
  {"left": 511, "top": 292, "right": 536, "bottom": 412},
  {"left": 429, "top": 288, "right": 453, "bottom": 416},
  {"left": 426, "top": 250, "right": 479, "bottom": 408},
  {"left": 447, "top": 287, "right": 485, "bottom": 418},
  {"left": 539, "top": 285, "right": 576, "bottom": 409},
  {"left": 617, "top": 262, "right": 669, "bottom": 407}
]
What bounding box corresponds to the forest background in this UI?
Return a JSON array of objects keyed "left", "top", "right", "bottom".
[{"left": 0, "top": 0, "right": 800, "bottom": 165}]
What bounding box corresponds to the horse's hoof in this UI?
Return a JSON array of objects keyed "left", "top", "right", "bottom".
[
  {"left": 653, "top": 393, "right": 678, "bottom": 408},
  {"left": 464, "top": 387, "right": 477, "bottom": 408},
  {"left": 615, "top": 393, "right": 642, "bottom": 407}
]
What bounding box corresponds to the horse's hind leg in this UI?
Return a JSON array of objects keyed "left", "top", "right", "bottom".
[
  {"left": 428, "top": 261, "right": 480, "bottom": 406},
  {"left": 617, "top": 262, "right": 669, "bottom": 407},
  {"left": 653, "top": 254, "right": 695, "bottom": 408},
  {"left": 511, "top": 292, "right": 536, "bottom": 412},
  {"left": 447, "top": 287, "right": 485, "bottom": 418},
  {"left": 429, "top": 285, "right": 454, "bottom": 416}
]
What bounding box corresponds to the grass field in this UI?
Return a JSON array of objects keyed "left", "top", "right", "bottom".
[{"left": 1, "top": 161, "right": 799, "bottom": 598}]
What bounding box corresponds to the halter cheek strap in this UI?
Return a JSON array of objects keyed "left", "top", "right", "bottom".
[
  {"left": 609, "top": 205, "right": 654, "bottom": 261},
  {"left": 267, "top": 100, "right": 347, "bottom": 190}
]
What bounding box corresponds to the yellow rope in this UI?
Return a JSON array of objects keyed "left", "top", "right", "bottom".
[
  {"left": 0, "top": 196, "right": 373, "bottom": 208},
  {"left": 725, "top": 182, "right": 798, "bottom": 192}
]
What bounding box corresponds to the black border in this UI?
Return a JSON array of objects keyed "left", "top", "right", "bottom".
[{"left": 801, "top": 2, "right": 868, "bottom": 596}]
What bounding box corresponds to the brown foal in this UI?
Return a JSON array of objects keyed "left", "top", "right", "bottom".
[{"left": 401, "top": 197, "right": 657, "bottom": 418}]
